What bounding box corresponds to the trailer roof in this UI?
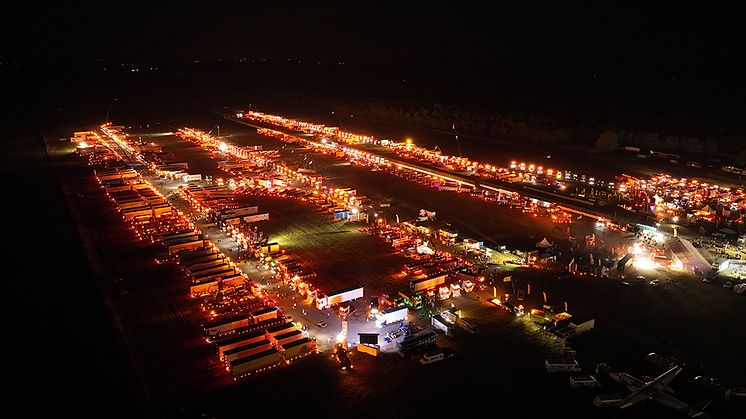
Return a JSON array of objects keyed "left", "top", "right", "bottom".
[
  {"left": 382, "top": 305, "right": 408, "bottom": 315},
  {"left": 223, "top": 339, "right": 272, "bottom": 356},
  {"left": 188, "top": 262, "right": 230, "bottom": 274},
  {"left": 202, "top": 314, "right": 248, "bottom": 328},
  {"left": 229, "top": 347, "right": 279, "bottom": 367},
  {"left": 214, "top": 329, "right": 267, "bottom": 347},
  {"left": 326, "top": 285, "right": 364, "bottom": 297},
  {"left": 274, "top": 330, "right": 302, "bottom": 340},
  {"left": 192, "top": 268, "right": 235, "bottom": 282},
  {"left": 265, "top": 322, "right": 295, "bottom": 333},
  {"left": 280, "top": 337, "right": 312, "bottom": 350}
]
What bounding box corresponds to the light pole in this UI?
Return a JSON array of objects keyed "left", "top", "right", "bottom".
[{"left": 105, "top": 97, "right": 118, "bottom": 123}]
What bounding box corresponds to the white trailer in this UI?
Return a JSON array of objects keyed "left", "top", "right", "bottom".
[
  {"left": 182, "top": 173, "right": 202, "bottom": 182},
  {"left": 243, "top": 212, "right": 270, "bottom": 223},
  {"left": 316, "top": 285, "right": 364, "bottom": 309},
  {"left": 203, "top": 315, "right": 250, "bottom": 338},
  {"left": 233, "top": 206, "right": 259, "bottom": 217},
  {"left": 410, "top": 273, "right": 447, "bottom": 293},
  {"left": 375, "top": 305, "right": 408, "bottom": 327}
]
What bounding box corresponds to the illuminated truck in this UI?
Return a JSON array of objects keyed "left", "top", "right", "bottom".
[
  {"left": 272, "top": 330, "right": 305, "bottom": 347},
  {"left": 410, "top": 273, "right": 447, "bottom": 293},
  {"left": 265, "top": 322, "right": 297, "bottom": 339},
  {"left": 216, "top": 329, "right": 268, "bottom": 359},
  {"left": 250, "top": 307, "right": 281, "bottom": 324},
  {"left": 203, "top": 314, "right": 250, "bottom": 338},
  {"left": 190, "top": 280, "right": 219, "bottom": 298},
  {"left": 376, "top": 305, "right": 408, "bottom": 327},
  {"left": 229, "top": 348, "right": 283, "bottom": 379},
  {"left": 280, "top": 338, "right": 317, "bottom": 363},
  {"left": 223, "top": 339, "right": 273, "bottom": 364},
  {"left": 316, "top": 285, "right": 364, "bottom": 309}
]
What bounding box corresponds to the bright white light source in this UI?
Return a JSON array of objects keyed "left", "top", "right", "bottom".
[
  {"left": 635, "top": 256, "right": 657, "bottom": 270},
  {"left": 672, "top": 216, "right": 679, "bottom": 223},
  {"left": 218, "top": 142, "right": 228, "bottom": 152},
  {"left": 351, "top": 208, "right": 359, "bottom": 214}
]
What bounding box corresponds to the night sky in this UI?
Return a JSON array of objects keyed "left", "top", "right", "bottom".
[
  {"left": 4, "top": 3, "right": 745, "bottom": 132},
  {"left": 6, "top": 3, "right": 745, "bottom": 71}
]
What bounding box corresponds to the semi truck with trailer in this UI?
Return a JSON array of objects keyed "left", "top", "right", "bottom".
[
  {"left": 160, "top": 230, "right": 198, "bottom": 243},
  {"left": 217, "top": 329, "right": 268, "bottom": 359},
  {"left": 209, "top": 318, "right": 285, "bottom": 343},
  {"left": 221, "top": 273, "right": 245, "bottom": 288},
  {"left": 182, "top": 254, "right": 225, "bottom": 270},
  {"left": 375, "top": 305, "right": 408, "bottom": 327},
  {"left": 177, "top": 248, "right": 217, "bottom": 264},
  {"left": 163, "top": 233, "right": 200, "bottom": 246},
  {"left": 243, "top": 212, "right": 270, "bottom": 223},
  {"left": 167, "top": 238, "right": 206, "bottom": 254},
  {"left": 191, "top": 268, "right": 237, "bottom": 284},
  {"left": 203, "top": 314, "right": 250, "bottom": 338},
  {"left": 316, "top": 285, "right": 364, "bottom": 309},
  {"left": 280, "top": 337, "right": 317, "bottom": 363},
  {"left": 265, "top": 322, "right": 297, "bottom": 339},
  {"left": 250, "top": 307, "right": 281, "bottom": 324},
  {"left": 187, "top": 262, "right": 232, "bottom": 277},
  {"left": 410, "top": 273, "right": 447, "bottom": 293},
  {"left": 185, "top": 259, "right": 228, "bottom": 275},
  {"left": 229, "top": 347, "right": 283, "bottom": 379},
  {"left": 223, "top": 339, "right": 273, "bottom": 364},
  {"left": 190, "top": 280, "right": 219, "bottom": 298},
  {"left": 272, "top": 330, "right": 305, "bottom": 347}
]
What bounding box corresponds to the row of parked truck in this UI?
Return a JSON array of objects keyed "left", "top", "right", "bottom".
[{"left": 84, "top": 127, "right": 318, "bottom": 380}]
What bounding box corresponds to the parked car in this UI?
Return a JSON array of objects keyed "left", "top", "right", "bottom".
[
  {"left": 316, "top": 321, "right": 327, "bottom": 328},
  {"left": 649, "top": 280, "right": 660, "bottom": 287}
]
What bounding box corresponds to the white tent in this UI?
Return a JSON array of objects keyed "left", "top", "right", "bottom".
[{"left": 536, "top": 238, "right": 553, "bottom": 248}]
